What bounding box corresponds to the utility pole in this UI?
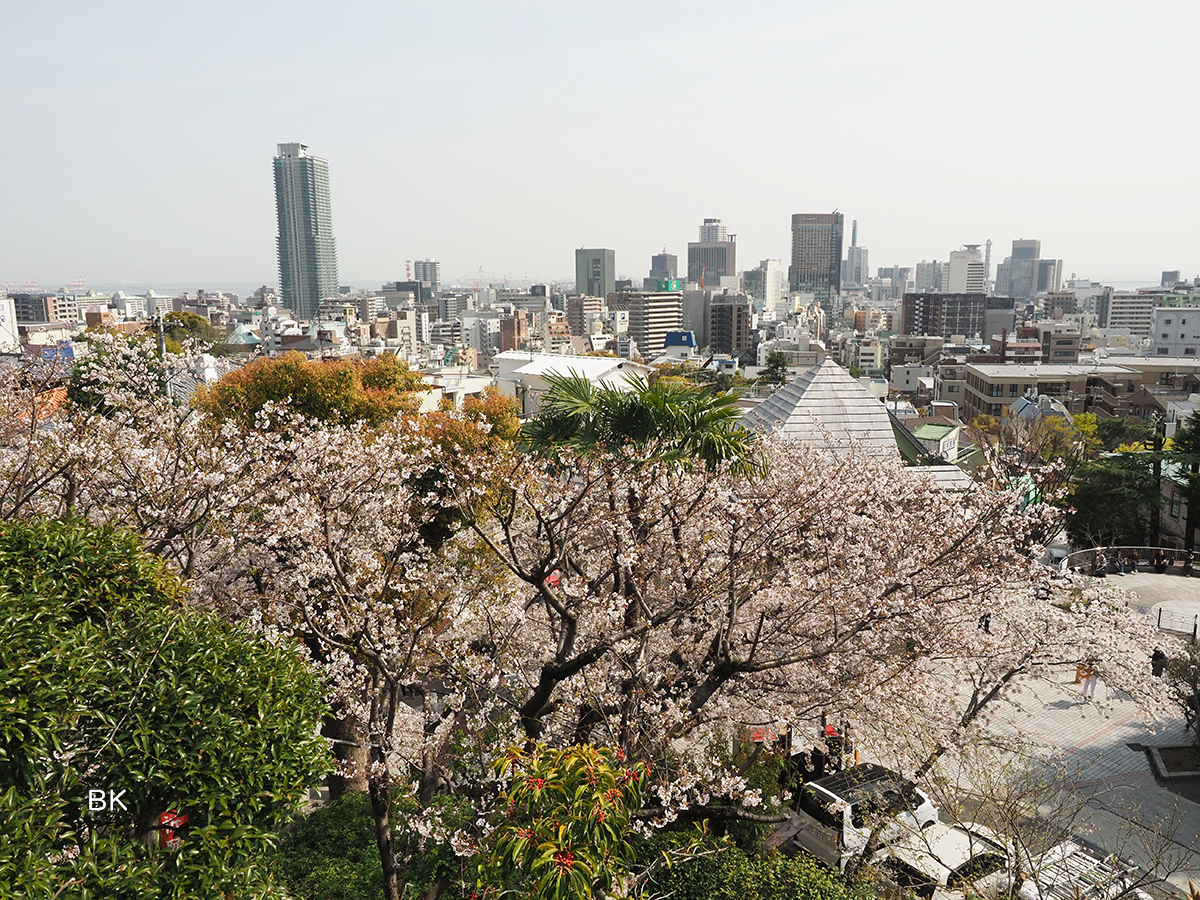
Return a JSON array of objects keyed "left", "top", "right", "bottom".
[
  {"left": 155, "top": 313, "right": 172, "bottom": 399},
  {"left": 1151, "top": 413, "right": 1164, "bottom": 546}
]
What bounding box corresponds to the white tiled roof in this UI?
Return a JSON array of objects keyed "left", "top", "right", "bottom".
[{"left": 743, "top": 358, "right": 898, "bottom": 458}]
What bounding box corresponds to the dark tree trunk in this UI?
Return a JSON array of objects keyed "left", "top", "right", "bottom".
[
  {"left": 322, "top": 713, "right": 368, "bottom": 799},
  {"left": 369, "top": 768, "right": 400, "bottom": 900}
]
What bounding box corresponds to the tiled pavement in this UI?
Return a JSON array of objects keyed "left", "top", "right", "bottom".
[{"left": 976, "top": 571, "right": 1200, "bottom": 893}]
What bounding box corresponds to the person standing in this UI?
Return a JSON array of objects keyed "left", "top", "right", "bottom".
[{"left": 1080, "top": 662, "right": 1099, "bottom": 701}]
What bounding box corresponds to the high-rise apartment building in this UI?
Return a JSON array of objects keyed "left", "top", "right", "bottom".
[
  {"left": 900, "top": 293, "right": 986, "bottom": 339},
  {"left": 687, "top": 218, "right": 736, "bottom": 286},
  {"left": 789, "top": 212, "right": 843, "bottom": 305},
  {"left": 698, "top": 218, "right": 727, "bottom": 243},
  {"left": 412, "top": 259, "right": 440, "bottom": 295},
  {"left": 625, "top": 291, "right": 684, "bottom": 359},
  {"left": 274, "top": 143, "right": 338, "bottom": 320},
  {"left": 566, "top": 294, "right": 603, "bottom": 337},
  {"left": 575, "top": 248, "right": 615, "bottom": 298},
  {"left": 708, "top": 296, "right": 752, "bottom": 356}
]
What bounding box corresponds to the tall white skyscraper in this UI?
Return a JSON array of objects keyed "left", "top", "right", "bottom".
[
  {"left": 274, "top": 143, "right": 338, "bottom": 320},
  {"left": 760, "top": 259, "right": 783, "bottom": 307}
]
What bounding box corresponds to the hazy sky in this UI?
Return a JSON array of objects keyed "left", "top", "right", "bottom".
[{"left": 3, "top": 0, "right": 1196, "bottom": 292}]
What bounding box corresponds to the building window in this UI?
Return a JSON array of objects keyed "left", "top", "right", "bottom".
[
  {"left": 1187, "top": 348, "right": 1197, "bottom": 356},
  {"left": 1009, "top": 384, "right": 1019, "bottom": 397},
  {"left": 1165, "top": 319, "right": 1173, "bottom": 325},
  {"left": 989, "top": 403, "right": 1002, "bottom": 416},
  {"left": 1172, "top": 491, "right": 1181, "bottom": 517},
  {"left": 989, "top": 384, "right": 1003, "bottom": 397},
  {"left": 1158, "top": 348, "right": 1170, "bottom": 355}
]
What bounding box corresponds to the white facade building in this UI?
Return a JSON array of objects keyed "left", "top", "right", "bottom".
[
  {"left": 946, "top": 247, "right": 986, "bottom": 294},
  {"left": 1151, "top": 308, "right": 1200, "bottom": 357}
]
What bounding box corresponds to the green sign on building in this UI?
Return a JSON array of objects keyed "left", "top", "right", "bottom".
[{"left": 656, "top": 279, "right": 682, "bottom": 291}]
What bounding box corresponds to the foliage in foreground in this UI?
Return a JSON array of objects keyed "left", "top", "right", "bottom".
[
  {"left": 271, "top": 794, "right": 385, "bottom": 900},
  {"left": 645, "top": 843, "right": 874, "bottom": 900},
  {"left": 477, "top": 743, "right": 650, "bottom": 899},
  {"left": 0, "top": 518, "right": 330, "bottom": 899}
]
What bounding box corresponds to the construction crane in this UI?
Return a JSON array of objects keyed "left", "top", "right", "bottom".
[{"left": 405, "top": 260, "right": 412, "bottom": 281}]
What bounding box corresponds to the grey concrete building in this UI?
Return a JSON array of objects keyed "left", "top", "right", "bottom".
[{"left": 575, "top": 248, "right": 615, "bottom": 299}]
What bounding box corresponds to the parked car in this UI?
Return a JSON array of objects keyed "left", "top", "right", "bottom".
[
  {"left": 777, "top": 764, "right": 941, "bottom": 871},
  {"left": 880, "top": 821, "right": 1013, "bottom": 900},
  {"left": 805, "top": 764, "right": 940, "bottom": 832}
]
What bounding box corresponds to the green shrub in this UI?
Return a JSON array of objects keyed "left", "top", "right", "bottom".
[
  {"left": 648, "top": 845, "right": 874, "bottom": 900},
  {"left": 271, "top": 794, "right": 383, "bottom": 900}
]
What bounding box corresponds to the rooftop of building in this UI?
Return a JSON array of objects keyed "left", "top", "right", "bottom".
[
  {"left": 965, "top": 362, "right": 1139, "bottom": 378},
  {"left": 743, "top": 357, "right": 897, "bottom": 458}
]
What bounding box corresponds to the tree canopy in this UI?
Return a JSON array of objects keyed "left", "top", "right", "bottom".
[
  {"left": 0, "top": 518, "right": 330, "bottom": 898},
  {"left": 519, "top": 372, "right": 760, "bottom": 474},
  {"left": 192, "top": 351, "right": 428, "bottom": 429}
]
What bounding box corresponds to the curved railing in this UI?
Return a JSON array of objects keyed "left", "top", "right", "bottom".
[{"left": 1058, "top": 545, "right": 1195, "bottom": 576}]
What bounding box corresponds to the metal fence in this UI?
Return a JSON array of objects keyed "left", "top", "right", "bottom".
[{"left": 1058, "top": 545, "right": 1196, "bottom": 578}]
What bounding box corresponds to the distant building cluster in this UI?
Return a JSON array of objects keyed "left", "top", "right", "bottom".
[{"left": 7, "top": 142, "right": 1200, "bottom": 460}]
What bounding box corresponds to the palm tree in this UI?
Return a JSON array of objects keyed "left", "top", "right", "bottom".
[{"left": 520, "top": 372, "right": 760, "bottom": 475}]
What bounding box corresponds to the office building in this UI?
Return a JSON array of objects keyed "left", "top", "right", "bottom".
[
  {"left": 650, "top": 252, "right": 677, "bottom": 282},
  {"left": 944, "top": 246, "right": 986, "bottom": 294},
  {"left": 687, "top": 218, "right": 736, "bottom": 286},
  {"left": 624, "top": 291, "right": 684, "bottom": 359},
  {"left": 274, "top": 143, "right": 339, "bottom": 320},
  {"left": 412, "top": 260, "right": 440, "bottom": 295},
  {"left": 1036, "top": 258, "right": 1062, "bottom": 294},
  {"left": 914, "top": 260, "right": 942, "bottom": 294},
  {"left": 996, "top": 239, "right": 1058, "bottom": 300},
  {"left": 789, "top": 212, "right": 843, "bottom": 306},
  {"left": 843, "top": 219, "right": 869, "bottom": 287},
  {"left": 575, "top": 248, "right": 615, "bottom": 299},
  {"left": 900, "top": 293, "right": 986, "bottom": 339},
  {"left": 743, "top": 259, "right": 784, "bottom": 308}
]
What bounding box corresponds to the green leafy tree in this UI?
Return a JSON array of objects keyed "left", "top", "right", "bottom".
[
  {"left": 645, "top": 844, "right": 874, "bottom": 900},
  {"left": 160, "top": 310, "right": 220, "bottom": 346},
  {"left": 0, "top": 518, "right": 330, "bottom": 898},
  {"left": 478, "top": 744, "right": 650, "bottom": 900},
  {"left": 1066, "top": 453, "right": 1160, "bottom": 548},
  {"left": 1095, "top": 416, "right": 1156, "bottom": 452},
  {"left": 1170, "top": 410, "right": 1200, "bottom": 553},
  {"left": 758, "top": 350, "right": 790, "bottom": 386}
]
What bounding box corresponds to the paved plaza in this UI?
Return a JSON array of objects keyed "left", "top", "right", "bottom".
[{"left": 983, "top": 571, "right": 1200, "bottom": 894}]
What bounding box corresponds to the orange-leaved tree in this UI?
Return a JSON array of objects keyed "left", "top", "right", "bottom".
[{"left": 192, "top": 351, "right": 427, "bottom": 429}]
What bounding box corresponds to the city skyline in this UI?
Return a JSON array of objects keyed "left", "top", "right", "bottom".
[{"left": 2, "top": 1, "right": 1197, "bottom": 290}]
